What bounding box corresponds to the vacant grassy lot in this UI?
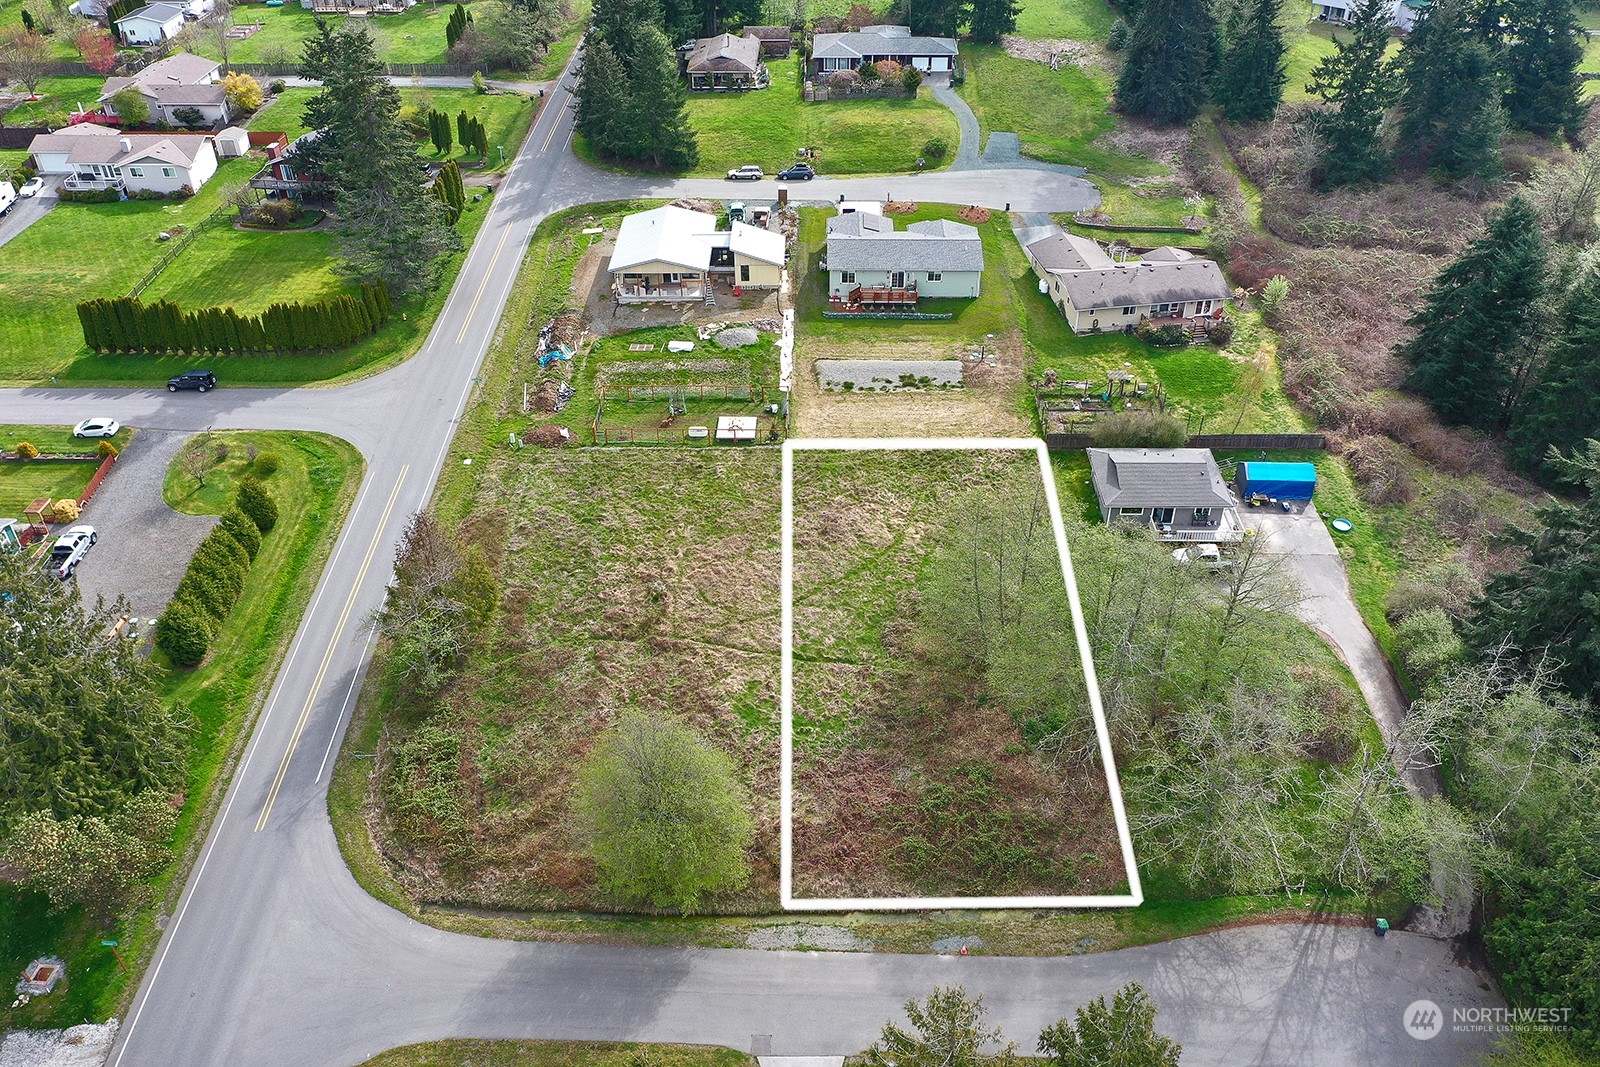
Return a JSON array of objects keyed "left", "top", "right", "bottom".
[
  {"left": 141, "top": 226, "right": 344, "bottom": 311},
  {"left": 790, "top": 448, "right": 1124, "bottom": 900},
  {"left": 1015, "top": 0, "right": 1117, "bottom": 40},
  {"left": 0, "top": 430, "right": 361, "bottom": 1033},
  {"left": 193, "top": 3, "right": 454, "bottom": 65},
  {"left": 364, "top": 1042, "right": 753, "bottom": 1067},
  {"left": 671, "top": 56, "right": 959, "bottom": 177}
]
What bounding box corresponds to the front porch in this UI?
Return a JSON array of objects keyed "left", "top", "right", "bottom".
[
  {"left": 62, "top": 174, "right": 125, "bottom": 192},
  {"left": 688, "top": 66, "right": 770, "bottom": 90},
  {"left": 615, "top": 281, "right": 708, "bottom": 303},
  {"left": 1148, "top": 509, "right": 1245, "bottom": 544}
]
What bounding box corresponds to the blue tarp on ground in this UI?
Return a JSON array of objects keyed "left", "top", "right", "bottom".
[{"left": 1237, "top": 461, "right": 1317, "bottom": 500}]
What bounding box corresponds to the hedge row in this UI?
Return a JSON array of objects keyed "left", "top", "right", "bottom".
[
  {"left": 77, "top": 283, "right": 391, "bottom": 355},
  {"left": 155, "top": 477, "right": 277, "bottom": 668}
]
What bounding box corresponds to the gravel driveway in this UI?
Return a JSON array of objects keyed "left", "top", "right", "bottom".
[{"left": 74, "top": 430, "right": 215, "bottom": 624}]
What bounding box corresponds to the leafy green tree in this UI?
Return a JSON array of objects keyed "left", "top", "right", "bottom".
[
  {"left": 1503, "top": 0, "right": 1583, "bottom": 138},
  {"left": 1306, "top": 0, "right": 1394, "bottom": 186},
  {"left": 1395, "top": 0, "right": 1506, "bottom": 183},
  {"left": 4, "top": 790, "right": 179, "bottom": 923},
  {"left": 1396, "top": 196, "right": 1546, "bottom": 431},
  {"left": 1114, "top": 0, "right": 1215, "bottom": 124},
  {"left": 1213, "top": 0, "right": 1287, "bottom": 122},
  {"left": 476, "top": 0, "right": 564, "bottom": 70},
  {"left": 572, "top": 713, "right": 754, "bottom": 911},
  {"left": 1509, "top": 275, "right": 1600, "bottom": 477},
  {"left": 298, "top": 20, "right": 461, "bottom": 295},
  {"left": 1037, "top": 982, "right": 1182, "bottom": 1067},
  {"left": 969, "top": 0, "right": 1021, "bottom": 44},
  {"left": 0, "top": 555, "right": 187, "bottom": 827},
  {"left": 864, "top": 985, "right": 1016, "bottom": 1067},
  {"left": 110, "top": 85, "right": 149, "bottom": 126},
  {"left": 236, "top": 474, "right": 279, "bottom": 533},
  {"left": 1466, "top": 441, "right": 1600, "bottom": 707}
]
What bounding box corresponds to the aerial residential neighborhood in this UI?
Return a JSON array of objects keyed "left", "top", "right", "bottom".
[{"left": 0, "top": 0, "right": 1597, "bottom": 1061}]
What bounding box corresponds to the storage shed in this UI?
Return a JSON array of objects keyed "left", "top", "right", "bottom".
[{"left": 1236, "top": 461, "right": 1317, "bottom": 501}]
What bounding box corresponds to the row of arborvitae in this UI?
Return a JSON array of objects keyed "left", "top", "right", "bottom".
[
  {"left": 444, "top": 1, "right": 472, "bottom": 50},
  {"left": 430, "top": 160, "right": 465, "bottom": 225},
  {"left": 76, "top": 284, "right": 391, "bottom": 355},
  {"left": 155, "top": 477, "right": 278, "bottom": 668},
  {"left": 456, "top": 111, "right": 490, "bottom": 158}
]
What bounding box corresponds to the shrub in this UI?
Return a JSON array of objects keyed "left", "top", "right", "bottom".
[
  {"left": 219, "top": 507, "right": 262, "bottom": 560},
  {"left": 97, "top": 439, "right": 119, "bottom": 458},
  {"left": 1205, "top": 316, "right": 1236, "bottom": 346},
  {"left": 221, "top": 72, "right": 264, "bottom": 111},
  {"left": 825, "top": 69, "right": 861, "bottom": 93},
  {"left": 48, "top": 499, "right": 80, "bottom": 522},
  {"left": 1107, "top": 17, "right": 1130, "bottom": 50},
  {"left": 269, "top": 79, "right": 286, "bottom": 94},
  {"left": 1258, "top": 275, "right": 1291, "bottom": 319},
  {"left": 1090, "top": 411, "right": 1189, "bottom": 448},
  {"left": 176, "top": 567, "right": 234, "bottom": 621},
  {"left": 859, "top": 60, "right": 882, "bottom": 84},
  {"left": 253, "top": 450, "right": 282, "bottom": 477},
  {"left": 1136, "top": 322, "right": 1190, "bottom": 347},
  {"left": 901, "top": 66, "right": 922, "bottom": 92},
  {"left": 15, "top": 441, "right": 39, "bottom": 459},
  {"left": 236, "top": 475, "right": 278, "bottom": 533},
  {"left": 172, "top": 105, "right": 205, "bottom": 128},
  {"left": 250, "top": 200, "right": 301, "bottom": 228},
  {"left": 922, "top": 136, "right": 949, "bottom": 161},
  {"left": 1393, "top": 608, "right": 1465, "bottom": 689},
  {"left": 155, "top": 597, "right": 213, "bottom": 667},
  {"left": 472, "top": 70, "right": 486, "bottom": 93}
]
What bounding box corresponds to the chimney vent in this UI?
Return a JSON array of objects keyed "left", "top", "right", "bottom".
[{"left": 119, "top": 136, "right": 132, "bottom": 152}]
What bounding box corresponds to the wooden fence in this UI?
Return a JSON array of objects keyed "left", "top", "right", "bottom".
[
  {"left": 127, "top": 187, "right": 243, "bottom": 299},
  {"left": 78, "top": 452, "right": 117, "bottom": 508},
  {"left": 1041, "top": 431, "right": 1326, "bottom": 451}
]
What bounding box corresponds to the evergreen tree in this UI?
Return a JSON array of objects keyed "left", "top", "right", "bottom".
[
  {"left": 445, "top": 2, "right": 473, "bottom": 49},
  {"left": 1396, "top": 196, "right": 1547, "bottom": 431},
  {"left": 77, "top": 302, "right": 101, "bottom": 352},
  {"left": 1114, "top": 0, "right": 1216, "bottom": 125},
  {"left": 1509, "top": 275, "right": 1600, "bottom": 478},
  {"left": 622, "top": 25, "right": 699, "bottom": 168},
  {"left": 589, "top": 0, "right": 663, "bottom": 61},
  {"left": 299, "top": 21, "right": 461, "bottom": 296},
  {"left": 456, "top": 109, "right": 469, "bottom": 148},
  {"left": 1396, "top": 0, "right": 1506, "bottom": 183},
  {"left": 1503, "top": 0, "right": 1583, "bottom": 138},
  {"left": 1213, "top": 0, "right": 1287, "bottom": 123},
  {"left": 909, "top": 0, "right": 966, "bottom": 36},
  {"left": 575, "top": 38, "right": 632, "bottom": 157},
  {"left": 1307, "top": 0, "right": 1395, "bottom": 187},
  {"left": 969, "top": 0, "right": 1020, "bottom": 43}
]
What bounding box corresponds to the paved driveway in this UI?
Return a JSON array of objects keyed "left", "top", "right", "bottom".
[
  {"left": 0, "top": 190, "right": 57, "bottom": 251},
  {"left": 74, "top": 430, "right": 215, "bottom": 624}
]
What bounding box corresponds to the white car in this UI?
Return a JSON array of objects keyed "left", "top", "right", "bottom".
[
  {"left": 18, "top": 177, "right": 44, "bottom": 198},
  {"left": 72, "top": 417, "right": 121, "bottom": 439},
  {"left": 48, "top": 526, "right": 97, "bottom": 580},
  {"left": 726, "top": 165, "right": 764, "bottom": 181}
]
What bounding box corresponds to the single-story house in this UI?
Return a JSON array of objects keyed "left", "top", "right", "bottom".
[
  {"left": 27, "top": 123, "right": 218, "bottom": 194},
  {"left": 114, "top": 3, "right": 187, "bottom": 45},
  {"left": 100, "top": 52, "right": 231, "bottom": 127},
  {"left": 825, "top": 211, "right": 983, "bottom": 304},
  {"left": 743, "top": 25, "right": 792, "bottom": 56},
  {"left": 248, "top": 130, "right": 333, "bottom": 199},
  {"left": 1087, "top": 448, "right": 1245, "bottom": 544},
  {"left": 683, "top": 32, "right": 769, "bottom": 90},
  {"left": 1024, "top": 228, "right": 1231, "bottom": 335},
  {"left": 810, "top": 24, "right": 957, "bottom": 75},
  {"left": 608, "top": 204, "right": 786, "bottom": 302},
  {"left": 1313, "top": 0, "right": 1429, "bottom": 28}
]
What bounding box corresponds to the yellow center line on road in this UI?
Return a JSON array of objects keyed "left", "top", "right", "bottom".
[
  {"left": 456, "top": 225, "right": 513, "bottom": 346},
  {"left": 254, "top": 466, "right": 409, "bottom": 833},
  {"left": 539, "top": 93, "right": 566, "bottom": 153}
]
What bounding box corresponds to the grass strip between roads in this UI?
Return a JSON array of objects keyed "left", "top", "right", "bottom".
[
  {"left": 0, "top": 430, "right": 363, "bottom": 1032},
  {"left": 361, "top": 1040, "right": 753, "bottom": 1067}
]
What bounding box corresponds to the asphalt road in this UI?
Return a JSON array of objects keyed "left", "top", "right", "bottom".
[{"left": 0, "top": 53, "right": 1500, "bottom": 1067}]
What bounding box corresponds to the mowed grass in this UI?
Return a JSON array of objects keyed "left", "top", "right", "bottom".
[
  {"left": 679, "top": 57, "right": 960, "bottom": 177},
  {"left": 362, "top": 1041, "right": 753, "bottom": 1067},
  {"left": 140, "top": 226, "right": 345, "bottom": 311},
  {"left": 0, "top": 461, "right": 100, "bottom": 519},
  {"left": 1, "top": 75, "right": 111, "bottom": 124},
  {"left": 1015, "top": 0, "right": 1116, "bottom": 40},
  {"left": 197, "top": 2, "right": 455, "bottom": 65}
]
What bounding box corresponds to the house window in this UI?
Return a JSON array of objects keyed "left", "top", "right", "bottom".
[
  {"left": 1122, "top": 306, "right": 1135, "bottom": 315},
  {"left": 840, "top": 271, "right": 855, "bottom": 283},
  {"left": 161, "top": 167, "right": 177, "bottom": 178},
  {"left": 740, "top": 265, "right": 750, "bottom": 282},
  {"left": 1194, "top": 508, "right": 1212, "bottom": 521},
  {"left": 926, "top": 271, "right": 942, "bottom": 281},
  {"left": 128, "top": 166, "right": 144, "bottom": 177},
  {"left": 622, "top": 273, "right": 644, "bottom": 281},
  {"left": 1153, "top": 508, "right": 1175, "bottom": 524},
  {"left": 1195, "top": 299, "right": 1214, "bottom": 314},
  {"left": 1119, "top": 507, "right": 1144, "bottom": 517}
]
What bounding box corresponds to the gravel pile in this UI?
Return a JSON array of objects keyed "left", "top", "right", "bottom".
[
  {"left": 745, "top": 924, "right": 869, "bottom": 951},
  {"left": 0, "top": 1022, "right": 119, "bottom": 1067},
  {"left": 713, "top": 327, "right": 761, "bottom": 349},
  {"left": 817, "top": 359, "right": 965, "bottom": 391}
]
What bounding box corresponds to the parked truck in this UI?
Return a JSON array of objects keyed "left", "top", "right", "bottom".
[{"left": 0, "top": 182, "right": 16, "bottom": 218}]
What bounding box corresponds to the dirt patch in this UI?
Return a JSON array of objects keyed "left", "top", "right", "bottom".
[
  {"left": 1093, "top": 121, "right": 1190, "bottom": 170},
  {"left": 883, "top": 201, "right": 918, "bottom": 214},
  {"left": 791, "top": 332, "right": 1028, "bottom": 438},
  {"left": 1001, "top": 34, "right": 1108, "bottom": 74},
  {"left": 578, "top": 237, "right": 785, "bottom": 337},
  {"left": 521, "top": 425, "right": 575, "bottom": 446},
  {"left": 744, "top": 923, "right": 870, "bottom": 950},
  {"left": 957, "top": 205, "right": 992, "bottom": 223}
]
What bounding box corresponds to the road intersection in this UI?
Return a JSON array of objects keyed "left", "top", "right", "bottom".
[{"left": 0, "top": 52, "right": 1503, "bottom": 1067}]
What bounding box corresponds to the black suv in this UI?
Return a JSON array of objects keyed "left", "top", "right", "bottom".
[
  {"left": 777, "top": 162, "right": 816, "bottom": 181},
  {"left": 167, "top": 369, "right": 216, "bottom": 393}
]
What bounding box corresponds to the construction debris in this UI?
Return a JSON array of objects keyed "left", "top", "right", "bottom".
[{"left": 522, "top": 425, "right": 575, "bottom": 447}]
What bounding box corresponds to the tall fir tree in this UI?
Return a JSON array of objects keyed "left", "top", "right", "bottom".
[
  {"left": 1306, "top": 0, "right": 1395, "bottom": 187},
  {"left": 968, "top": 0, "right": 1020, "bottom": 43},
  {"left": 1396, "top": 196, "right": 1547, "bottom": 431},
  {"left": 1114, "top": 0, "right": 1216, "bottom": 125},
  {"left": 575, "top": 38, "right": 632, "bottom": 157},
  {"left": 299, "top": 21, "right": 461, "bottom": 296},
  {"left": 1508, "top": 273, "right": 1600, "bottom": 478},
  {"left": 1503, "top": 0, "right": 1584, "bottom": 137},
  {"left": 1213, "top": 0, "right": 1287, "bottom": 123},
  {"left": 1395, "top": 0, "right": 1506, "bottom": 183},
  {"left": 622, "top": 25, "right": 699, "bottom": 168},
  {"left": 909, "top": 0, "right": 967, "bottom": 36}
]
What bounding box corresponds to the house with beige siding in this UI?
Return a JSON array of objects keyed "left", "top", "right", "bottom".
[
  {"left": 608, "top": 204, "right": 786, "bottom": 302},
  {"left": 1024, "top": 227, "right": 1231, "bottom": 335}
]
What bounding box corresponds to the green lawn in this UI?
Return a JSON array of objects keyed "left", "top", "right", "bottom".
[
  {"left": 140, "top": 227, "right": 345, "bottom": 311},
  {"left": 0, "top": 424, "right": 134, "bottom": 455},
  {"left": 0, "top": 148, "right": 30, "bottom": 179},
  {"left": 955, "top": 45, "right": 1165, "bottom": 178},
  {"left": 1015, "top": 0, "right": 1117, "bottom": 41},
  {"left": 361, "top": 1042, "right": 752, "bottom": 1067},
  {"left": 0, "top": 460, "right": 100, "bottom": 519},
  {"left": 1088, "top": 177, "right": 1199, "bottom": 229},
  {"left": 1, "top": 75, "right": 110, "bottom": 126},
  {"left": 1584, "top": 34, "right": 1600, "bottom": 98},
  {"left": 0, "top": 5, "right": 86, "bottom": 59},
  {"left": 673, "top": 56, "right": 960, "bottom": 177}
]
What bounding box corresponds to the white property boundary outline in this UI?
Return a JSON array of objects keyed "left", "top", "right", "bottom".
[{"left": 780, "top": 437, "right": 1144, "bottom": 911}]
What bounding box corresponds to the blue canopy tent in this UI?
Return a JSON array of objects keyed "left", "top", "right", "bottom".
[{"left": 1236, "top": 461, "right": 1317, "bottom": 501}]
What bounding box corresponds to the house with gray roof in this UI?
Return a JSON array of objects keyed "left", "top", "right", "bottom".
[
  {"left": 825, "top": 209, "right": 982, "bottom": 305},
  {"left": 810, "top": 24, "right": 957, "bottom": 76},
  {"left": 1087, "top": 448, "right": 1244, "bottom": 543},
  {"left": 742, "top": 25, "right": 792, "bottom": 56},
  {"left": 114, "top": 2, "right": 186, "bottom": 44},
  {"left": 1024, "top": 226, "right": 1232, "bottom": 335},
  {"left": 28, "top": 123, "right": 218, "bottom": 194},
  {"left": 100, "top": 52, "right": 231, "bottom": 127},
  {"left": 683, "top": 33, "right": 768, "bottom": 90}
]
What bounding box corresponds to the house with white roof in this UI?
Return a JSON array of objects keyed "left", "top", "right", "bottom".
[
  {"left": 825, "top": 209, "right": 983, "bottom": 306},
  {"left": 608, "top": 204, "right": 787, "bottom": 302},
  {"left": 810, "top": 24, "right": 958, "bottom": 75},
  {"left": 100, "top": 52, "right": 231, "bottom": 127},
  {"left": 27, "top": 123, "right": 218, "bottom": 195},
  {"left": 1087, "top": 447, "right": 1245, "bottom": 544},
  {"left": 1023, "top": 226, "right": 1231, "bottom": 335},
  {"left": 114, "top": 3, "right": 187, "bottom": 44}
]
